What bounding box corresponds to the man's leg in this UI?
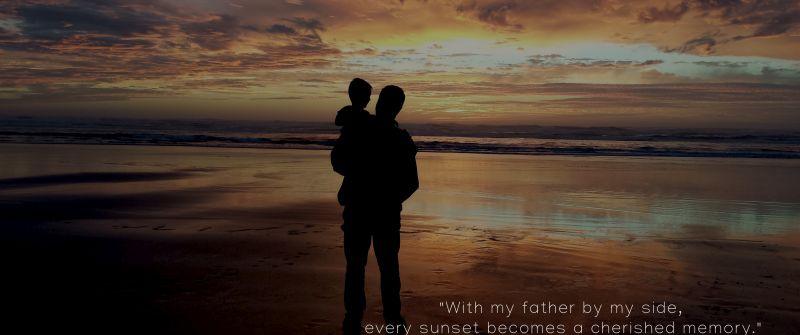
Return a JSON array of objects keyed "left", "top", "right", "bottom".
[
  {"left": 373, "top": 226, "right": 402, "bottom": 323},
  {"left": 342, "top": 210, "right": 371, "bottom": 333}
]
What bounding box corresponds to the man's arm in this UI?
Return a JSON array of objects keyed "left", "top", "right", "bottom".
[{"left": 397, "top": 131, "right": 419, "bottom": 203}]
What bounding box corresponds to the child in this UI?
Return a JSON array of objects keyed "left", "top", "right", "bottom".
[
  {"left": 334, "top": 78, "right": 372, "bottom": 129},
  {"left": 331, "top": 78, "right": 374, "bottom": 208}
]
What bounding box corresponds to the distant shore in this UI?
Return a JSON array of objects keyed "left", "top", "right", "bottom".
[
  {"left": 2, "top": 132, "right": 799, "bottom": 159},
  {"left": 2, "top": 116, "right": 800, "bottom": 159}
]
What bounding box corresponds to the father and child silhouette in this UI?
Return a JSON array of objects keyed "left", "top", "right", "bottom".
[{"left": 331, "top": 78, "right": 419, "bottom": 335}]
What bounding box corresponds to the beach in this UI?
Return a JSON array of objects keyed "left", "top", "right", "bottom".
[{"left": 1, "top": 143, "right": 799, "bottom": 334}]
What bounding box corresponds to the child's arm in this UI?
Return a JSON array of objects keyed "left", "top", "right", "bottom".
[
  {"left": 335, "top": 106, "right": 353, "bottom": 127},
  {"left": 332, "top": 106, "right": 354, "bottom": 175}
]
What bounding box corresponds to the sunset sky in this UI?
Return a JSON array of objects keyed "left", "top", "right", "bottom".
[{"left": 1, "top": 0, "right": 799, "bottom": 129}]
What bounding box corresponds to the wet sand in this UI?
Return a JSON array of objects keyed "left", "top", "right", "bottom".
[{"left": 0, "top": 143, "right": 798, "bottom": 334}]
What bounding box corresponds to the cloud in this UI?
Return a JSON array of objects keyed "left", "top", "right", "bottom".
[
  {"left": 265, "top": 24, "right": 297, "bottom": 35},
  {"left": 663, "top": 34, "right": 718, "bottom": 54},
  {"left": 449, "top": 0, "right": 799, "bottom": 57},
  {"left": 638, "top": 1, "right": 689, "bottom": 23},
  {"left": 181, "top": 14, "right": 241, "bottom": 50},
  {"left": 682, "top": 0, "right": 800, "bottom": 48},
  {"left": 16, "top": 1, "right": 169, "bottom": 40},
  {"left": 0, "top": 0, "right": 176, "bottom": 53},
  {"left": 11, "top": 83, "right": 167, "bottom": 102},
  {"left": 451, "top": 0, "right": 642, "bottom": 34},
  {"left": 640, "top": 69, "right": 686, "bottom": 83},
  {"left": 1, "top": 0, "right": 799, "bottom": 128},
  {"left": 731, "top": 8, "right": 800, "bottom": 40},
  {"left": 283, "top": 17, "right": 325, "bottom": 40},
  {"left": 456, "top": 1, "right": 524, "bottom": 31},
  {"left": 691, "top": 61, "right": 748, "bottom": 68},
  {"left": 379, "top": 49, "right": 417, "bottom": 56},
  {"left": 526, "top": 55, "right": 663, "bottom": 69},
  {"left": 760, "top": 66, "right": 800, "bottom": 82}
]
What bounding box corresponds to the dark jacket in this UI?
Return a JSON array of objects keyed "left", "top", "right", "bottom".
[
  {"left": 331, "top": 115, "right": 419, "bottom": 210},
  {"left": 335, "top": 105, "right": 370, "bottom": 127}
]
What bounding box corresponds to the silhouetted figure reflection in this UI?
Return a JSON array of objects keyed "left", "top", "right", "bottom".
[{"left": 332, "top": 82, "right": 419, "bottom": 335}]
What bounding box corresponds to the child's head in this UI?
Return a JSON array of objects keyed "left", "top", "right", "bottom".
[
  {"left": 348, "top": 78, "right": 372, "bottom": 109},
  {"left": 376, "top": 85, "right": 405, "bottom": 120}
]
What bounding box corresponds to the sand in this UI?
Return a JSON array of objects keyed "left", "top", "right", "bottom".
[{"left": 0, "top": 143, "right": 798, "bottom": 334}]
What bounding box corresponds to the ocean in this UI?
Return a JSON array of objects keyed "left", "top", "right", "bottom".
[{"left": 1, "top": 116, "right": 798, "bottom": 159}]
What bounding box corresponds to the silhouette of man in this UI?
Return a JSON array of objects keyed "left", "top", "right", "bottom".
[{"left": 331, "top": 85, "right": 419, "bottom": 335}]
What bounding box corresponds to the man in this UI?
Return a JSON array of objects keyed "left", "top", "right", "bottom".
[{"left": 331, "top": 85, "right": 419, "bottom": 335}]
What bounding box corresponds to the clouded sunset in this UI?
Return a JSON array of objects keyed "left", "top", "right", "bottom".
[
  {"left": 2, "top": 0, "right": 799, "bottom": 128},
  {"left": 2, "top": 2, "right": 800, "bottom": 335}
]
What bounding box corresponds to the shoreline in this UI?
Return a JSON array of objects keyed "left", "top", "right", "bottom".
[{"left": 1, "top": 140, "right": 798, "bottom": 160}]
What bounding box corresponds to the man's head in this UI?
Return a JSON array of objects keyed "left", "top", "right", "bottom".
[
  {"left": 376, "top": 85, "right": 405, "bottom": 120},
  {"left": 348, "top": 78, "right": 372, "bottom": 109}
]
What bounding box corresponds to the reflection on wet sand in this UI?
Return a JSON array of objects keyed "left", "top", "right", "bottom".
[{"left": 0, "top": 143, "right": 798, "bottom": 334}]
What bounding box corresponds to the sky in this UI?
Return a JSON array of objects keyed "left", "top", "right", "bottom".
[{"left": 1, "top": 0, "right": 799, "bottom": 129}]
